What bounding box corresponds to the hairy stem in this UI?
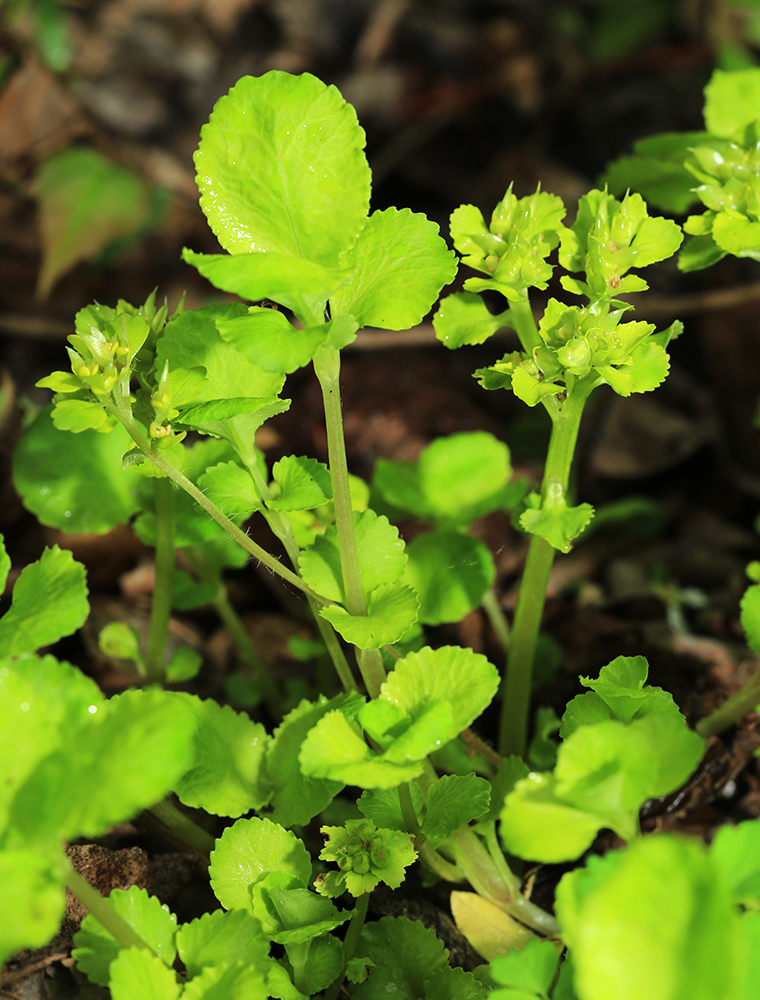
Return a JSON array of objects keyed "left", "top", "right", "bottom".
[{"left": 143, "top": 476, "right": 175, "bottom": 684}]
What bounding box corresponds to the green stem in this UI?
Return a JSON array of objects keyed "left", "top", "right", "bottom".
[
  {"left": 509, "top": 291, "right": 542, "bottom": 356},
  {"left": 312, "top": 347, "right": 366, "bottom": 618},
  {"left": 244, "top": 451, "right": 359, "bottom": 694},
  {"left": 66, "top": 866, "right": 153, "bottom": 952},
  {"left": 482, "top": 587, "right": 511, "bottom": 657},
  {"left": 313, "top": 346, "right": 386, "bottom": 696},
  {"left": 323, "top": 892, "right": 370, "bottom": 1000},
  {"left": 499, "top": 385, "right": 590, "bottom": 758},
  {"left": 147, "top": 798, "right": 216, "bottom": 856},
  {"left": 143, "top": 477, "right": 175, "bottom": 684},
  {"left": 697, "top": 668, "right": 760, "bottom": 738},
  {"left": 107, "top": 403, "right": 325, "bottom": 602}
]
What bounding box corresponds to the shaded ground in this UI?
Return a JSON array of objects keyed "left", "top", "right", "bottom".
[{"left": 4, "top": 0, "right": 760, "bottom": 993}]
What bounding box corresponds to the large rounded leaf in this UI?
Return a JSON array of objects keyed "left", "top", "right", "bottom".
[{"left": 194, "top": 72, "right": 371, "bottom": 266}]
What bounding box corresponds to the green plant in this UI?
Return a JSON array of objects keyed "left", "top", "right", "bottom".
[{"left": 5, "top": 67, "right": 760, "bottom": 1000}]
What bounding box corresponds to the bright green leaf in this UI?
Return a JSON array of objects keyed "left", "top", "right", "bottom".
[
  {"left": 0, "top": 546, "right": 89, "bottom": 656},
  {"left": 194, "top": 71, "right": 370, "bottom": 265},
  {"left": 182, "top": 961, "right": 268, "bottom": 1000},
  {"left": 108, "top": 947, "right": 180, "bottom": 1000},
  {"left": 433, "top": 292, "right": 508, "bottom": 349},
  {"left": 50, "top": 398, "right": 110, "bottom": 432},
  {"left": 380, "top": 645, "right": 500, "bottom": 738},
  {"left": 331, "top": 207, "right": 457, "bottom": 329},
  {"left": 209, "top": 817, "right": 312, "bottom": 912},
  {"left": 421, "top": 773, "right": 491, "bottom": 847},
  {"left": 357, "top": 785, "right": 425, "bottom": 833},
  {"left": 520, "top": 487, "right": 594, "bottom": 554},
  {"left": 405, "top": 531, "right": 495, "bottom": 625},
  {"left": 173, "top": 694, "right": 271, "bottom": 817},
  {"left": 269, "top": 456, "right": 333, "bottom": 511},
  {"left": 176, "top": 908, "right": 270, "bottom": 980},
  {"left": 319, "top": 583, "right": 419, "bottom": 648},
  {"left": 0, "top": 851, "right": 65, "bottom": 967},
  {"left": 72, "top": 886, "right": 178, "bottom": 988},
  {"left": 489, "top": 938, "right": 562, "bottom": 999},
  {"left": 265, "top": 696, "right": 346, "bottom": 828},
  {"left": 216, "top": 308, "right": 331, "bottom": 374},
  {"left": 709, "top": 819, "right": 760, "bottom": 908},
  {"left": 741, "top": 584, "right": 760, "bottom": 655},
  {"left": 704, "top": 68, "right": 760, "bottom": 137}
]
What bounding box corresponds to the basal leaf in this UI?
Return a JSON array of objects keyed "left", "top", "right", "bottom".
[
  {"left": 379, "top": 645, "right": 500, "bottom": 738},
  {"left": 253, "top": 877, "right": 349, "bottom": 942},
  {"left": 0, "top": 851, "right": 65, "bottom": 967},
  {"left": 8, "top": 687, "right": 196, "bottom": 846},
  {"left": 176, "top": 909, "right": 270, "bottom": 979},
  {"left": 331, "top": 207, "right": 457, "bottom": 330},
  {"left": 709, "top": 819, "right": 760, "bottom": 908},
  {"left": 209, "top": 817, "right": 312, "bottom": 913},
  {"left": 194, "top": 71, "right": 370, "bottom": 265},
  {"left": 421, "top": 773, "right": 491, "bottom": 847},
  {"left": 294, "top": 934, "right": 343, "bottom": 994},
  {"left": 298, "top": 709, "right": 424, "bottom": 788},
  {"left": 265, "top": 696, "right": 346, "bottom": 827},
  {"left": 405, "top": 531, "right": 495, "bottom": 625},
  {"left": 107, "top": 948, "right": 180, "bottom": 1000},
  {"left": 183, "top": 249, "right": 352, "bottom": 321},
  {"left": 352, "top": 916, "right": 452, "bottom": 1000},
  {"left": 0, "top": 654, "right": 103, "bottom": 827},
  {"left": 500, "top": 772, "right": 604, "bottom": 863},
  {"left": 269, "top": 456, "right": 333, "bottom": 511},
  {"left": 0, "top": 545, "right": 89, "bottom": 656},
  {"left": 320, "top": 583, "right": 419, "bottom": 648},
  {"left": 172, "top": 694, "right": 271, "bottom": 817},
  {"left": 419, "top": 432, "right": 512, "bottom": 523},
  {"left": 555, "top": 835, "right": 742, "bottom": 1000},
  {"left": 433, "top": 292, "right": 509, "bottom": 349},
  {"left": 197, "top": 462, "right": 262, "bottom": 519},
  {"left": 36, "top": 146, "right": 159, "bottom": 298},
  {"left": 72, "top": 885, "right": 178, "bottom": 988},
  {"left": 299, "top": 509, "right": 408, "bottom": 603},
  {"left": 568, "top": 654, "right": 682, "bottom": 730},
  {"left": 489, "top": 938, "right": 561, "bottom": 997}
]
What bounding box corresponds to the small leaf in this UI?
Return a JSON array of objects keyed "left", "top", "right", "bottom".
[
  {"left": 319, "top": 583, "right": 420, "bottom": 648},
  {"left": 217, "top": 308, "right": 331, "bottom": 373},
  {"left": 489, "top": 938, "right": 561, "bottom": 994},
  {"left": 741, "top": 584, "right": 760, "bottom": 656},
  {"left": 197, "top": 462, "right": 262, "bottom": 519},
  {"left": 99, "top": 622, "right": 143, "bottom": 669},
  {"left": 0, "top": 546, "right": 89, "bottom": 656},
  {"left": 433, "top": 292, "right": 508, "bottom": 349},
  {"left": 299, "top": 510, "right": 407, "bottom": 604},
  {"left": 165, "top": 647, "right": 202, "bottom": 682},
  {"left": 194, "top": 71, "right": 370, "bottom": 265},
  {"left": 253, "top": 876, "right": 349, "bottom": 941},
  {"left": 331, "top": 207, "right": 457, "bottom": 330},
  {"left": 0, "top": 535, "right": 10, "bottom": 593},
  {"left": 183, "top": 962, "right": 269, "bottom": 1000},
  {"left": 269, "top": 456, "right": 333, "bottom": 511},
  {"left": 520, "top": 487, "right": 594, "bottom": 554},
  {"left": 51, "top": 398, "right": 110, "bottom": 432},
  {"left": 358, "top": 785, "right": 425, "bottom": 833},
  {"left": 72, "top": 886, "right": 177, "bottom": 988},
  {"left": 173, "top": 694, "right": 271, "bottom": 817},
  {"left": 265, "top": 696, "right": 346, "bottom": 827},
  {"left": 209, "top": 817, "right": 312, "bottom": 912},
  {"left": 421, "top": 774, "right": 491, "bottom": 846},
  {"left": 380, "top": 645, "right": 500, "bottom": 738},
  {"left": 176, "top": 908, "right": 270, "bottom": 980},
  {"left": 405, "top": 531, "right": 495, "bottom": 625},
  {"left": 299, "top": 710, "right": 424, "bottom": 789}
]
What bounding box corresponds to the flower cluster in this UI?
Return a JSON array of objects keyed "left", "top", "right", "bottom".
[{"left": 315, "top": 818, "right": 416, "bottom": 898}]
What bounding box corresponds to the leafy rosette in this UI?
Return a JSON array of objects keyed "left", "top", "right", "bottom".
[{"left": 316, "top": 818, "right": 416, "bottom": 898}]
